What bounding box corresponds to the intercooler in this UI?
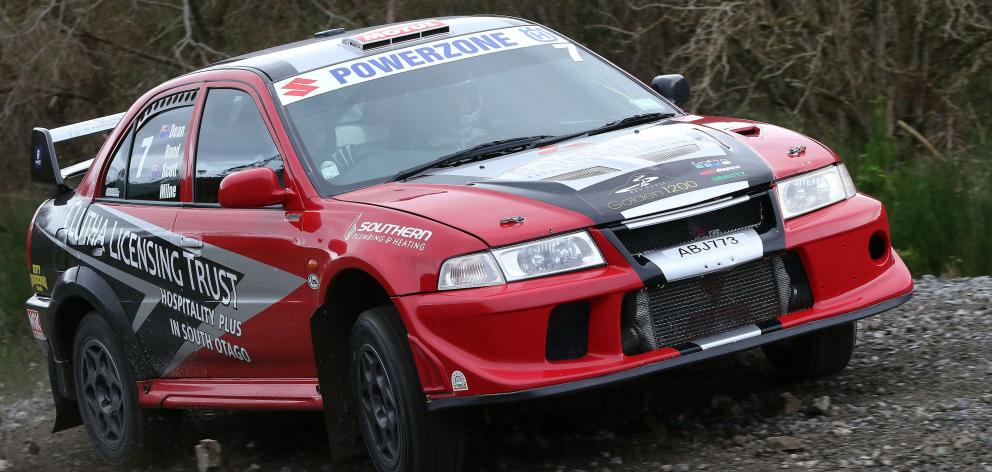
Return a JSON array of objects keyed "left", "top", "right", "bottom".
[{"left": 621, "top": 252, "right": 812, "bottom": 356}]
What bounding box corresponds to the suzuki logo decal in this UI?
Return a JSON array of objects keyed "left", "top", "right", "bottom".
[{"left": 281, "top": 78, "right": 319, "bottom": 97}]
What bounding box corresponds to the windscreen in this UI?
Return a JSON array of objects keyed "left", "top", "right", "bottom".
[{"left": 283, "top": 28, "right": 677, "bottom": 195}]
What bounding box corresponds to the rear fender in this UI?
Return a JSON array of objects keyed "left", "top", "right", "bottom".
[{"left": 50, "top": 266, "right": 155, "bottom": 380}]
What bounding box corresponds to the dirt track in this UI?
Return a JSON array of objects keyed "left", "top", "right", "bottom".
[{"left": 2, "top": 276, "right": 990, "bottom": 471}]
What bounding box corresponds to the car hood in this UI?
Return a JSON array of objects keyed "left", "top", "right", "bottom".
[{"left": 335, "top": 118, "right": 836, "bottom": 246}]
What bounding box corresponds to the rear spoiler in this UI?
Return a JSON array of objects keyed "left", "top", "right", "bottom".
[{"left": 31, "top": 112, "right": 125, "bottom": 192}]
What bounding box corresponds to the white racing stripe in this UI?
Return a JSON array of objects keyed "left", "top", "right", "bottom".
[{"left": 274, "top": 26, "right": 568, "bottom": 105}]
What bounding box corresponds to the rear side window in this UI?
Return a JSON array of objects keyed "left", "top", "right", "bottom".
[
  {"left": 127, "top": 106, "right": 193, "bottom": 201},
  {"left": 194, "top": 89, "right": 282, "bottom": 203},
  {"left": 102, "top": 133, "right": 131, "bottom": 198}
]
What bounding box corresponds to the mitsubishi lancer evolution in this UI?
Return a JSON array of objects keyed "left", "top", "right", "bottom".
[{"left": 25, "top": 15, "right": 912, "bottom": 471}]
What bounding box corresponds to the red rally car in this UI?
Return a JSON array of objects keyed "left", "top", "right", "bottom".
[{"left": 25, "top": 15, "right": 913, "bottom": 471}]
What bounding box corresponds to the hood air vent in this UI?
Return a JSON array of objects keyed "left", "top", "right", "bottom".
[
  {"left": 542, "top": 166, "right": 619, "bottom": 182},
  {"left": 637, "top": 143, "right": 701, "bottom": 163}
]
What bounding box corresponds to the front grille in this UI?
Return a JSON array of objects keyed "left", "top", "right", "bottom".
[
  {"left": 621, "top": 252, "right": 812, "bottom": 356},
  {"left": 615, "top": 195, "right": 771, "bottom": 256}
]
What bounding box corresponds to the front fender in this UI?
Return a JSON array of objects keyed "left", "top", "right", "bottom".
[{"left": 307, "top": 201, "right": 489, "bottom": 297}]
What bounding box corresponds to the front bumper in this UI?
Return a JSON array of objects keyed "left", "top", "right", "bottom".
[{"left": 394, "top": 194, "right": 914, "bottom": 410}]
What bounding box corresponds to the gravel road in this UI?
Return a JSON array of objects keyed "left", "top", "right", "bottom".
[{"left": 1, "top": 276, "right": 990, "bottom": 471}]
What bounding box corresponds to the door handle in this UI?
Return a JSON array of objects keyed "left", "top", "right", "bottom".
[{"left": 178, "top": 236, "right": 203, "bottom": 249}]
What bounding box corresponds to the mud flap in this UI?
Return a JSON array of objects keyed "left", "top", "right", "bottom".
[
  {"left": 311, "top": 307, "right": 366, "bottom": 462},
  {"left": 47, "top": 354, "right": 81, "bottom": 432}
]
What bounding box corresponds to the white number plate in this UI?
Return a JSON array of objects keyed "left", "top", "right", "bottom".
[{"left": 643, "top": 228, "right": 763, "bottom": 282}]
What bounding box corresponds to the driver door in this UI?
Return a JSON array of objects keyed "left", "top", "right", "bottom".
[{"left": 169, "top": 85, "right": 313, "bottom": 378}]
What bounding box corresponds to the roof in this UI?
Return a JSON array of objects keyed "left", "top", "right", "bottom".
[{"left": 203, "top": 16, "right": 533, "bottom": 82}]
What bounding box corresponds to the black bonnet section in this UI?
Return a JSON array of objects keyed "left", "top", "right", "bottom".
[{"left": 422, "top": 122, "right": 775, "bottom": 226}]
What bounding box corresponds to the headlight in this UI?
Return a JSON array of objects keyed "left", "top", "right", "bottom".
[
  {"left": 492, "top": 231, "right": 605, "bottom": 282},
  {"left": 775, "top": 164, "right": 857, "bottom": 219},
  {"left": 438, "top": 231, "right": 605, "bottom": 290}
]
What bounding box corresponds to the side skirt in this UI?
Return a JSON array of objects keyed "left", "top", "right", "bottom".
[{"left": 137, "top": 378, "right": 323, "bottom": 411}]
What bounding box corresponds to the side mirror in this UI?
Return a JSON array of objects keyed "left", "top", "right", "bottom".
[
  {"left": 218, "top": 167, "right": 285, "bottom": 208},
  {"left": 651, "top": 74, "right": 690, "bottom": 107}
]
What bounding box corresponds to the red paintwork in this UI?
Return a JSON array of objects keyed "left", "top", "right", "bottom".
[
  {"left": 336, "top": 183, "right": 596, "bottom": 247},
  {"left": 63, "top": 65, "right": 912, "bottom": 411},
  {"left": 680, "top": 115, "right": 840, "bottom": 179}
]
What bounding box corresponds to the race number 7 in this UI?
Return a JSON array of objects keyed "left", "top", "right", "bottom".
[
  {"left": 553, "top": 43, "right": 583, "bottom": 62},
  {"left": 135, "top": 135, "right": 153, "bottom": 178}
]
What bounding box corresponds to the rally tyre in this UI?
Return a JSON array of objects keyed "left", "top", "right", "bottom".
[
  {"left": 350, "top": 306, "right": 465, "bottom": 472},
  {"left": 762, "top": 321, "right": 858, "bottom": 380},
  {"left": 72, "top": 313, "right": 158, "bottom": 465}
]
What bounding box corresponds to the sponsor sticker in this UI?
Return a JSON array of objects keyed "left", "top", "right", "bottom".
[
  {"left": 607, "top": 177, "right": 699, "bottom": 210},
  {"left": 691, "top": 158, "right": 732, "bottom": 169},
  {"left": 56, "top": 202, "right": 307, "bottom": 367},
  {"left": 614, "top": 174, "right": 663, "bottom": 194},
  {"left": 276, "top": 26, "right": 568, "bottom": 105},
  {"left": 351, "top": 19, "right": 447, "bottom": 45},
  {"left": 451, "top": 370, "right": 469, "bottom": 392},
  {"left": 29, "top": 264, "right": 48, "bottom": 291},
  {"left": 629, "top": 98, "right": 665, "bottom": 111},
  {"left": 698, "top": 165, "right": 741, "bottom": 176},
  {"left": 281, "top": 78, "right": 319, "bottom": 97},
  {"left": 27, "top": 309, "right": 45, "bottom": 340},
  {"left": 345, "top": 218, "right": 433, "bottom": 251},
  {"left": 711, "top": 171, "right": 746, "bottom": 182}
]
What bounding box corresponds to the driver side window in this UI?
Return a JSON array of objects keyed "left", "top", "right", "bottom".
[{"left": 194, "top": 88, "right": 283, "bottom": 203}]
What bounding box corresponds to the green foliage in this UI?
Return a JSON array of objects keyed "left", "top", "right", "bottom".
[
  {"left": 886, "top": 156, "right": 992, "bottom": 277},
  {"left": 845, "top": 103, "right": 992, "bottom": 277},
  {"left": 852, "top": 98, "right": 897, "bottom": 202},
  {"left": 0, "top": 194, "right": 34, "bottom": 339}
]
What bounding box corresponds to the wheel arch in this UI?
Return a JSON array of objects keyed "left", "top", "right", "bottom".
[
  {"left": 309, "top": 266, "right": 397, "bottom": 458},
  {"left": 50, "top": 266, "right": 155, "bottom": 380}
]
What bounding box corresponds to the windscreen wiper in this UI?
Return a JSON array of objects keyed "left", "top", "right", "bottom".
[
  {"left": 528, "top": 112, "right": 676, "bottom": 149},
  {"left": 394, "top": 135, "right": 551, "bottom": 181}
]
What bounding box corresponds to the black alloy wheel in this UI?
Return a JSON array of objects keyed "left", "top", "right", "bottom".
[
  {"left": 350, "top": 306, "right": 465, "bottom": 472},
  {"left": 73, "top": 313, "right": 176, "bottom": 465},
  {"left": 355, "top": 343, "right": 401, "bottom": 468},
  {"left": 78, "top": 338, "right": 128, "bottom": 448}
]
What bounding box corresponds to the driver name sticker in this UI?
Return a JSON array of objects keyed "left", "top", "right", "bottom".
[{"left": 275, "top": 26, "right": 569, "bottom": 106}]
